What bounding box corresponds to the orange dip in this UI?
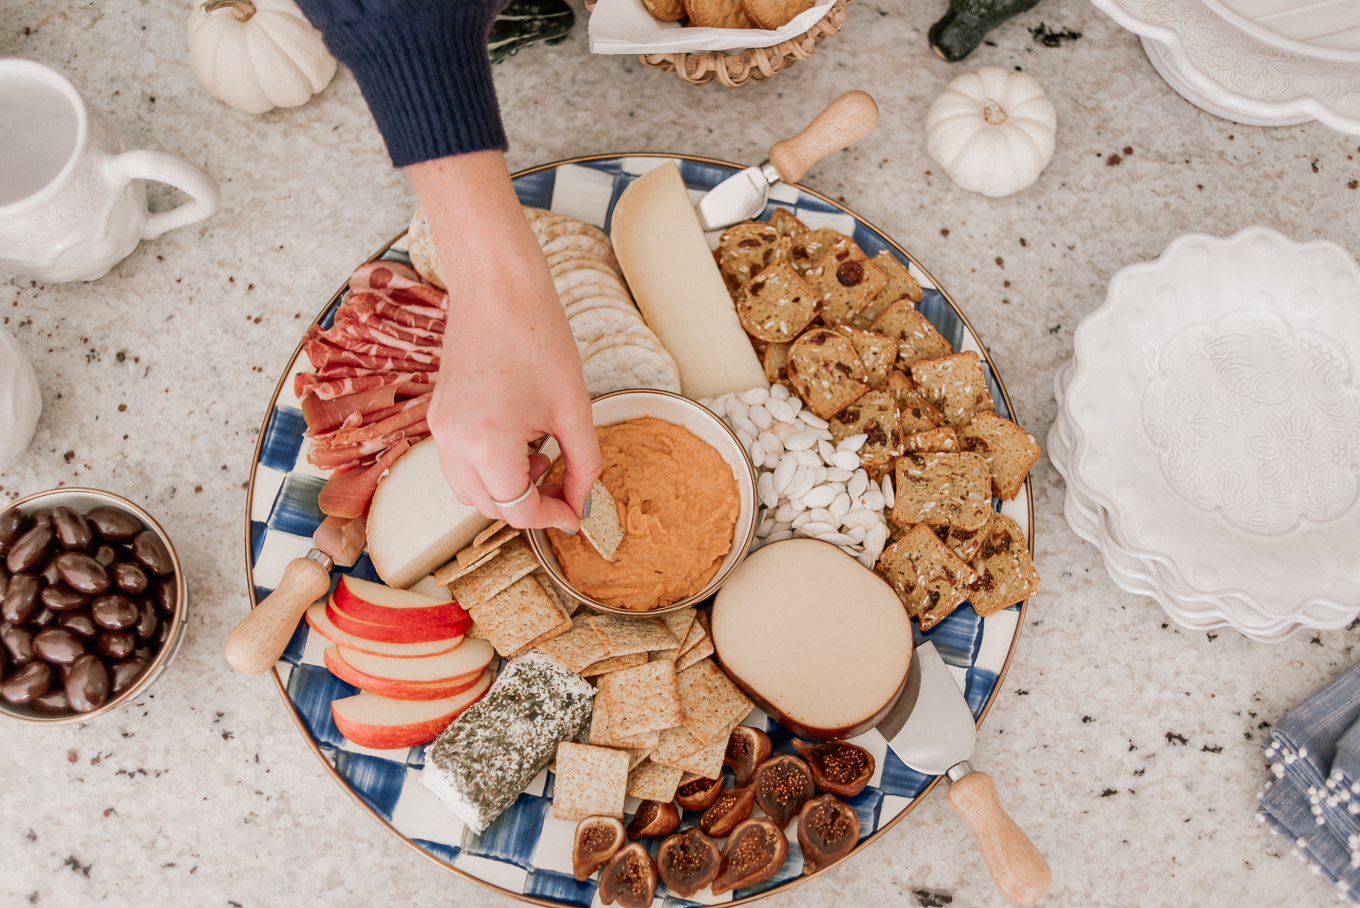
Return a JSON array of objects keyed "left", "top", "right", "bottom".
[{"left": 547, "top": 417, "right": 739, "bottom": 611}]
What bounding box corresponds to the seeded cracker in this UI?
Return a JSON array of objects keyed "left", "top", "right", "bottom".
[
  {"left": 789, "top": 227, "right": 841, "bottom": 275},
  {"left": 891, "top": 452, "right": 994, "bottom": 532},
  {"left": 767, "top": 207, "right": 808, "bottom": 238},
  {"left": 905, "top": 427, "right": 960, "bottom": 453},
  {"left": 737, "top": 260, "right": 823, "bottom": 343},
  {"left": 469, "top": 574, "right": 571, "bottom": 658},
  {"left": 579, "top": 480, "right": 624, "bottom": 560},
  {"left": 855, "top": 250, "right": 924, "bottom": 328},
  {"left": 911, "top": 352, "right": 996, "bottom": 428},
  {"left": 875, "top": 524, "right": 978, "bottom": 630},
  {"left": 887, "top": 370, "right": 944, "bottom": 433},
  {"left": 959, "top": 411, "right": 1042, "bottom": 501},
  {"left": 627, "top": 759, "right": 685, "bottom": 802},
  {"left": 422, "top": 651, "right": 593, "bottom": 834},
  {"left": 934, "top": 513, "right": 994, "bottom": 563},
  {"left": 676, "top": 658, "right": 753, "bottom": 744},
  {"left": 803, "top": 236, "right": 888, "bottom": 325},
  {"left": 763, "top": 341, "right": 790, "bottom": 382},
  {"left": 833, "top": 326, "right": 897, "bottom": 388},
  {"left": 871, "top": 299, "right": 954, "bottom": 368},
  {"left": 967, "top": 513, "right": 1040, "bottom": 615},
  {"left": 588, "top": 615, "right": 679, "bottom": 657},
  {"left": 829, "top": 389, "right": 903, "bottom": 466},
  {"left": 534, "top": 614, "right": 607, "bottom": 673},
  {"left": 581, "top": 652, "right": 648, "bottom": 678},
  {"left": 552, "top": 742, "right": 630, "bottom": 821},
  {"left": 786, "top": 328, "right": 869, "bottom": 420},
  {"left": 716, "top": 222, "right": 784, "bottom": 298},
  {"left": 598, "top": 660, "right": 683, "bottom": 738}
]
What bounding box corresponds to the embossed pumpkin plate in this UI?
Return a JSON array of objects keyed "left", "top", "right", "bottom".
[
  {"left": 244, "top": 154, "right": 1033, "bottom": 906},
  {"left": 1062, "top": 226, "right": 1360, "bottom": 625}
]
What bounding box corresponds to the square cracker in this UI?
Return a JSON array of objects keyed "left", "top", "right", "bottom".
[
  {"left": 767, "top": 207, "right": 808, "bottom": 238},
  {"left": 590, "top": 694, "right": 661, "bottom": 750},
  {"left": 855, "top": 250, "right": 925, "bottom": 328},
  {"left": 967, "top": 513, "right": 1040, "bottom": 616},
  {"left": 891, "top": 452, "right": 994, "bottom": 532},
  {"left": 662, "top": 608, "right": 697, "bottom": 652},
  {"left": 588, "top": 615, "right": 679, "bottom": 657},
  {"left": 468, "top": 574, "right": 570, "bottom": 658},
  {"left": 456, "top": 536, "right": 539, "bottom": 606},
  {"left": 676, "top": 658, "right": 753, "bottom": 744},
  {"left": 652, "top": 723, "right": 709, "bottom": 765},
  {"left": 870, "top": 299, "right": 953, "bottom": 368},
  {"left": 581, "top": 480, "right": 625, "bottom": 560},
  {"left": 911, "top": 352, "right": 996, "bottom": 428},
  {"left": 828, "top": 389, "right": 903, "bottom": 467},
  {"left": 803, "top": 236, "right": 888, "bottom": 325},
  {"left": 581, "top": 652, "right": 648, "bottom": 678},
  {"left": 959, "top": 411, "right": 1042, "bottom": 501},
  {"left": 676, "top": 633, "right": 715, "bottom": 672},
  {"left": 833, "top": 326, "right": 896, "bottom": 389},
  {"left": 552, "top": 743, "right": 629, "bottom": 821},
  {"left": 656, "top": 735, "right": 728, "bottom": 780},
  {"left": 678, "top": 613, "right": 707, "bottom": 657},
  {"left": 535, "top": 614, "right": 609, "bottom": 673},
  {"left": 786, "top": 327, "right": 870, "bottom": 421},
  {"left": 473, "top": 520, "right": 510, "bottom": 548},
  {"left": 627, "top": 760, "right": 685, "bottom": 802},
  {"left": 534, "top": 569, "right": 578, "bottom": 616},
  {"left": 434, "top": 525, "right": 520, "bottom": 586},
  {"left": 598, "top": 660, "right": 683, "bottom": 739},
  {"left": 875, "top": 523, "right": 978, "bottom": 631},
  {"left": 508, "top": 612, "right": 574, "bottom": 659},
  {"left": 905, "top": 427, "right": 960, "bottom": 454}
]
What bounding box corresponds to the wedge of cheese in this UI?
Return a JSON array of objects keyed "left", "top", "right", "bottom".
[
  {"left": 610, "top": 163, "right": 768, "bottom": 400},
  {"left": 367, "top": 438, "right": 493, "bottom": 590},
  {"left": 712, "top": 538, "right": 913, "bottom": 740}
]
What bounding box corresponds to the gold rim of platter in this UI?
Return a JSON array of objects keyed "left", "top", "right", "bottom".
[{"left": 242, "top": 151, "right": 1035, "bottom": 906}]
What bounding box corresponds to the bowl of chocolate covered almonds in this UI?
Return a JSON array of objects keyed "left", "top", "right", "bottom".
[{"left": 0, "top": 488, "right": 188, "bottom": 724}]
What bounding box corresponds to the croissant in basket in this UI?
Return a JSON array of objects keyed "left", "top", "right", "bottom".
[
  {"left": 741, "top": 0, "right": 813, "bottom": 28},
  {"left": 644, "top": 0, "right": 813, "bottom": 28}
]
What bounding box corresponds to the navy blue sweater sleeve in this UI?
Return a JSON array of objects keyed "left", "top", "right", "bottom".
[{"left": 295, "top": 0, "right": 508, "bottom": 167}]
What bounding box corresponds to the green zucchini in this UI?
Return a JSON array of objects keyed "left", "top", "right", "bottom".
[{"left": 927, "top": 0, "right": 1042, "bottom": 62}]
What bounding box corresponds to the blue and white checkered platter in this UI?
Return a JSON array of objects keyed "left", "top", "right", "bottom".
[{"left": 245, "top": 154, "right": 1033, "bottom": 907}]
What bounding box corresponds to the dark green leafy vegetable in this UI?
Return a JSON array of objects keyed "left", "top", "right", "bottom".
[{"left": 928, "top": 0, "right": 1042, "bottom": 63}]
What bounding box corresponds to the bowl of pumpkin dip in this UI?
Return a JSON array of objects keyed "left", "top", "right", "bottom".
[{"left": 526, "top": 390, "right": 759, "bottom": 617}]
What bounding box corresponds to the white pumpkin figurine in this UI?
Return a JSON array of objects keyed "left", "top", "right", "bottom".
[
  {"left": 925, "top": 67, "right": 1057, "bottom": 199},
  {"left": 187, "top": 0, "right": 337, "bottom": 115}
]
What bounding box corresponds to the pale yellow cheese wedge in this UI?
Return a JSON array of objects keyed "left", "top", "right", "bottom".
[{"left": 609, "top": 163, "right": 768, "bottom": 400}]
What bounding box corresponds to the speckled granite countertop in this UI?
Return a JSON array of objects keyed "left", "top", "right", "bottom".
[{"left": 3, "top": 1, "right": 1359, "bottom": 906}]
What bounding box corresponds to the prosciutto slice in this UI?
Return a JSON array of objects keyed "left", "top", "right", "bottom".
[
  {"left": 294, "top": 371, "right": 434, "bottom": 401},
  {"left": 306, "top": 338, "right": 440, "bottom": 374},
  {"left": 314, "top": 395, "right": 431, "bottom": 449},
  {"left": 302, "top": 383, "right": 403, "bottom": 436},
  {"left": 308, "top": 425, "right": 430, "bottom": 471},
  {"left": 351, "top": 261, "right": 448, "bottom": 310},
  {"left": 335, "top": 304, "right": 443, "bottom": 346},
  {"left": 309, "top": 325, "right": 441, "bottom": 365},
  {"left": 317, "top": 439, "right": 411, "bottom": 519}
]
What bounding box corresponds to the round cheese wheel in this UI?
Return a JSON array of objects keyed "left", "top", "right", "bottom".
[{"left": 712, "top": 538, "right": 913, "bottom": 740}]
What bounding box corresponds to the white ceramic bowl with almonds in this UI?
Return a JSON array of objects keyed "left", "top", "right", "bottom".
[{"left": 527, "top": 390, "right": 759, "bottom": 617}]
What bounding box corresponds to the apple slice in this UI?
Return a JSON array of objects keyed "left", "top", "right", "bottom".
[
  {"left": 306, "top": 603, "right": 463, "bottom": 659},
  {"left": 331, "top": 668, "right": 494, "bottom": 750},
  {"left": 333, "top": 638, "right": 495, "bottom": 684},
  {"left": 327, "top": 594, "right": 471, "bottom": 644},
  {"left": 333, "top": 575, "right": 469, "bottom": 630},
  {"left": 324, "top": 647, "right": 490, "bottom": 700}
]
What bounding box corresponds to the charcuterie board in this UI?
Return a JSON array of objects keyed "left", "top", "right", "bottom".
[{"left": 244, "top": 153, "right": 1033, "bottom": 906}]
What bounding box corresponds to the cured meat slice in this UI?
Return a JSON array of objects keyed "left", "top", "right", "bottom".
[
  {"left": 351, "top": 261, "right": 448, "bottom": 310},
  {"left": 340, "top": 295, "right": 444, "bottom": 341},
  {"left": 310, "top": 326, "right": 442, "bottom": 365},
  {"left": 306, "top": 338, "right": 440, "bottom": 373},
  {"left": 295, "top": 371, "right": 433, "bottom": 401},
  {"left": 307, "top": 425, "right": 431, "bottom": 471},
  {"left": 302, "top": 384, "right": 402, "bottom": 435},
  {"left": 329, "top": 319, "right": 441, "bottom": 354},
  {"left": 317, "top": 395, "right": 431, "bottom": 449},
  {"left": 318, "top": 440, "right": 411, "bottom": 519}
]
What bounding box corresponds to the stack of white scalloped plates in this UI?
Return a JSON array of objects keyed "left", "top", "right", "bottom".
[
  {"left": 1048, "top": 226, "right": 1360, "bottom": 643},
  {"left": 1090, "top": 0, "right": 1360, "bottom": 134}
]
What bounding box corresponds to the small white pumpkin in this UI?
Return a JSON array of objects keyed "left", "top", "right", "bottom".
[
  {"left": 925, "top": 67, "right": 1057, "bottom": 199},
  {"left": 187, "top": 0, "right": 337, "bottom": 115}
]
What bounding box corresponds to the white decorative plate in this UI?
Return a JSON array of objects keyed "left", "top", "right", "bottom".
[
  {"left": 243, "top": 154, "right": 1034, "bottom": 907},
  {"left": 1061, "top": 226, "right": 1360, "bottom": 629},
  {"left": 1090, "top": 0, "right": 1360, "bottom": 133}
]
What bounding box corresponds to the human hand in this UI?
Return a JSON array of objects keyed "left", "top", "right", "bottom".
[{"left": 409, "top": 151, "right": 601, "bottom": 531}]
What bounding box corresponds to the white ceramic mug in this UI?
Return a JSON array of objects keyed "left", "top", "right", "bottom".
[{"left": 0, "top": 59, "right": 221, "bottom": 283}]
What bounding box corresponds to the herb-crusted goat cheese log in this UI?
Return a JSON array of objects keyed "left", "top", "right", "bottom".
[{"left": 422, "top": 651, "right": 594, "bottom": 833}]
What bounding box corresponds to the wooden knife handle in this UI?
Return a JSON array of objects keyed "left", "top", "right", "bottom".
[
  {"left": 768, "top": 91, "right": 879, "bottom": 184},
  {"left": 947, "top": 770, "right": 1051, "bottom": 906},
  {"left": 225, "top": 556, "right": 331, "bottom": 674}
]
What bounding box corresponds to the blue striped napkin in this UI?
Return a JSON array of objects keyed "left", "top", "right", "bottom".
[{"left": 1258, "top": 659, "right": 1360, "bottom": 899}]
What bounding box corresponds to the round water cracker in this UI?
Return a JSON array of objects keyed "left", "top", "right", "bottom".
[
  {"left": 582, "top": 342, "right": 681, "bottom": 397},
  {"left": 554, "top": 266, "right": 629, "bottom": 298},
  {"left": 406, "top": 207, "right": 447, "bottom": 290},
  {"left": 546, "top": 250, "right": 619, "bottom": 276},
  {"left": 579, "top": 330, "right": 670, "bottom": 364},
  {"left": 550, "top": 258, "right": 619, "bottom": 282},
  {"left": 530, "top": 212, "right": 573, "bottom": 241},
  {"left": 564, "top": 295, "right": 642, "bottom": 321},
  {"left": 569, "top": 308, "right": 651, "bottom": 353},
  {"left": 558, "top": 282, "right": 632, "bottom": 307},
  {"left": 539, "top": 219, "right": 610, "bottom": 247},
  {"left": 522, "top": 205, "right": 550, "bottom": 221},
  {"left": 542, "top": 233, "right": 618, "bottom": 266}
]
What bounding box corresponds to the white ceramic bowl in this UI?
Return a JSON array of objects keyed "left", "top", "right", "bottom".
[
  {"left": 0, "top": 488, "right": 189, "bottom": 725},
  {"left": 526, "top": 389, "right": 758, "bottom": 617}
]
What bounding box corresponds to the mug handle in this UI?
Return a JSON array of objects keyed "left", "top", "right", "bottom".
[{"left": 105, "top": 150, "right": 222, "bottom": 241}]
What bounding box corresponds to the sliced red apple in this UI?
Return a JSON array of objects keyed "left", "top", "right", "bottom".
[
  {"left": 327, "top": 594, "right": 471, "bottom": 644},
  {"left": 333, "top": 575, "right": 469, "bottom": 630},
  {"left": 331, "top": 668, "right": 494, "bottom": 749},
  {"left": 324, "top": 647, "right": 489, "bottom": 700},
  {"left": 330, "top": 638, "right": 495, "bottom": 686},
  {"left": 306, "top": 603, "right": 463, "bottom": 659}
]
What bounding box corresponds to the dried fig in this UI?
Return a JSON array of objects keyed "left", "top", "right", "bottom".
[
  {"left": 752, "top": 754, "right": 815, "bottom": 829},
  {"left": 711, "top": 817, "right": 789, "bottom": 895},
  {"left": 626, "top": 799, "right": 680, "bottom": 838},
  {"left": 675, "top": 773, "right": 724, "bottom": 812},
  {"left": 791, "top": 738, "right": 876, "bottom": 797},
  {"left": 724, "top": 725, "right": 772, "bottom": 787},
  {"left": 699, "top": 784, "right": 755, "bottom": 837},
  {"left": 797, "top": 793, "right": 860, "bottom": 873},
  {"left": 656, "top": 827, "right": 721, "bottom": 898},
  {"left": 598, "top": 841, "right": 658, "bottom": 908},
  {"left": 572, "top": 816, "right": 625, "bottom": 881}
]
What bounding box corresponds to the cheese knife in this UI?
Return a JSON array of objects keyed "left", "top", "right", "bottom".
[
  {"left": 695, "top": 90, "right": 880, "bottom": 232},
  {"left": 887, "top": 642, "right": 1051, "bottom": 906}
]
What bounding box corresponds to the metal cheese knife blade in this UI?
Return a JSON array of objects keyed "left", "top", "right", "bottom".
[
  {"left": 696, "top": 91, "right": 880, "bottom": 232},
  {"left": 888, "top": 643, "right": 1052, "bottom": 907}
]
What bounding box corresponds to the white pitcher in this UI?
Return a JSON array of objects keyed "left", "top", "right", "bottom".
[
  {"left": 0, "top": 59, "right": 221, "bottom": 283},
  {"left": 0, "top": 325, "right": 40, "bottom": 471}
]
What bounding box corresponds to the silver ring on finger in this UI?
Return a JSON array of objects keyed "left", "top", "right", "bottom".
[{"left": 490, "top": 481, "right": 535, "bottom": 509}]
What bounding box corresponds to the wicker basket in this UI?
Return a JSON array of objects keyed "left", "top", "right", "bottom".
[{"left": 586, "top": 0, "right": 852, "bottom": 87}]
